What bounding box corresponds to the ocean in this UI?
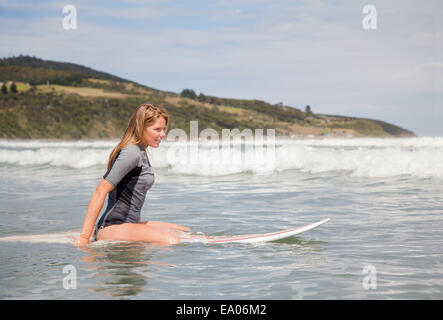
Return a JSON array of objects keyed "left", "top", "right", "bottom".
[{"left": 0, "top": 137, "right": 442, "bottom": 299}]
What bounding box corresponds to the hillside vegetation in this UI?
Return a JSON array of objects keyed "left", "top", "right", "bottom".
[{"left": 0, "top": 55, "right": 415, "bottom": 139}]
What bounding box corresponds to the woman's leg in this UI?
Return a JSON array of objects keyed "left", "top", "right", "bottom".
[
  {"left": 144, "top": 221, "right": 191, "bottom": 232},
  {"left": 97, "top": 223, "right": 180, "bottom": 245}
]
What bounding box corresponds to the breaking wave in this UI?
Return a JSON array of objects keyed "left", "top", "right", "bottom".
[{"left": 1, "top": 137, "right": 443, "bottom": 178}]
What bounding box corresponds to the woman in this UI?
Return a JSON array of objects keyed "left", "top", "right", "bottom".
[{"left": 74, "top": 104, "right": 190, "bottom": 246}]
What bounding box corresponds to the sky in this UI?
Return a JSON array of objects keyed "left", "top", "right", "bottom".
[{"left": 0, "top": 0, "right": 442, "bottom": 136}]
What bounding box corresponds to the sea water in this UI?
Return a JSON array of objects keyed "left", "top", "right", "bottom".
[{"left": 0, "top": 137, "right": 442, "bottom": 299}]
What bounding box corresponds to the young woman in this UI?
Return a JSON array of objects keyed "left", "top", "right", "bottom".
[{"left": 74, "top": 104, "right": 190, "bottom": 246}]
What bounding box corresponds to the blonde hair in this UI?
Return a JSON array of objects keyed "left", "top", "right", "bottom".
[{"left": 107, "top": 103, "right": 169, "bottom": 169}]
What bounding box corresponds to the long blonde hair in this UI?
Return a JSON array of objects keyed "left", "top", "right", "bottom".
[{"left": 107, "top": 103, "right": 169, "bottom": 169}]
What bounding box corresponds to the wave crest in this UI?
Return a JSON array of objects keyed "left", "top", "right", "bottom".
[{"left": 1, "top": 138, "right": 442, "bottom": 178}]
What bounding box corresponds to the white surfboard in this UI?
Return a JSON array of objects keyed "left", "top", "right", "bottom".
[
  {"left": 179, "top": 218, "right": 330, "bottom": 244},
  {"left": 0, "top": 230, "right": 81, "bottom": 244},
  {"left": 0, "top": 219, "right": 329, "bottom": 245}
]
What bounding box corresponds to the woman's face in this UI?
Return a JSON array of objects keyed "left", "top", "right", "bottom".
[{"left": 142, "top": 116, "right": 167, "bottom": 148}]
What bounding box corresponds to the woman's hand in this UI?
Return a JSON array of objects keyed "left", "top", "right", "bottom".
[{"left": 74, "top": 236, "right": 89, "bottom": 247}]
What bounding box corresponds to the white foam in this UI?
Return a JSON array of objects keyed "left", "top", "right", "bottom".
[
  {"left": 0, "top": 139, "right": 117, "bottom": 168},
  {"left": 152, "top": 137, "right": 443, "bottom": 178},
  {"left": 1, "top": 137, "right": 443, "bottom": 178},
  {"left": 0, "top": 147, "right": 110, "bottom": 168},
  {"left": 0, "top": 139, "right": 118, "bottom": 148}
]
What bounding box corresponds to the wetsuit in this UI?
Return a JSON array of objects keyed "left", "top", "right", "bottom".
[{"left": 93, "top": 144, "right": 155, "bottom": 240}]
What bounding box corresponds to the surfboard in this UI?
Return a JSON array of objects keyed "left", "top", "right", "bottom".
[
  {"left": 0, "top": 230, "right": 81, "bottom": 244},
  {"left": 0, "top": 219, "right": 329, "bottom": 245},
  {"left": 179, "top": 218, "right": 330, "bottom": 244}
]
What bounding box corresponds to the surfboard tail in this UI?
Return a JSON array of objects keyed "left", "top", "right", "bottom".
[{"left": 0, "top": 230, "right": 80, "bottom": 244}]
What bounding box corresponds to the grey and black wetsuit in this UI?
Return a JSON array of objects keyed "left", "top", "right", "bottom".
[{"left": 93, "top": 144, "right": 155, "bottom": 240}]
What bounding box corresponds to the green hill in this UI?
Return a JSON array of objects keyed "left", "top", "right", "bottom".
[
  {"left": 0, "top": 55, "right": 415, "bottom": 139},
  {"left": 0, "top": 55, "right": 131, "bottom": 85}
]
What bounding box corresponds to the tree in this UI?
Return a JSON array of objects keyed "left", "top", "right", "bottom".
[
  {"left": 1, "top": 83, "right": 7, "bottom": 94},
  {"left": 198, "top": 93, "right": 207, "bottom": 102},
  {"left": 10, "top": 82, "right": 18, "bottom": 93},
  {"left": 180, "top": 88, "right": 197, "bottom": 99},
  {"left": 305, "top": 105, "right": 312, "bottom": 115}
]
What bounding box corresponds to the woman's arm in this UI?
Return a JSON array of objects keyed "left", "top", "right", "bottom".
[{"left": 74, "top": 178, "right": 114, "bottom": 246}]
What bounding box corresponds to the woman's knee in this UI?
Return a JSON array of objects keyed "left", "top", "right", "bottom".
[{"left": 168, "top": 235, "right": 180, "bottom": 245}]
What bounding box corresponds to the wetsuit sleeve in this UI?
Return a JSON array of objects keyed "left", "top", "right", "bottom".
[{"left": 103, "top": 145, "right": 140, "bottom": 187}]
